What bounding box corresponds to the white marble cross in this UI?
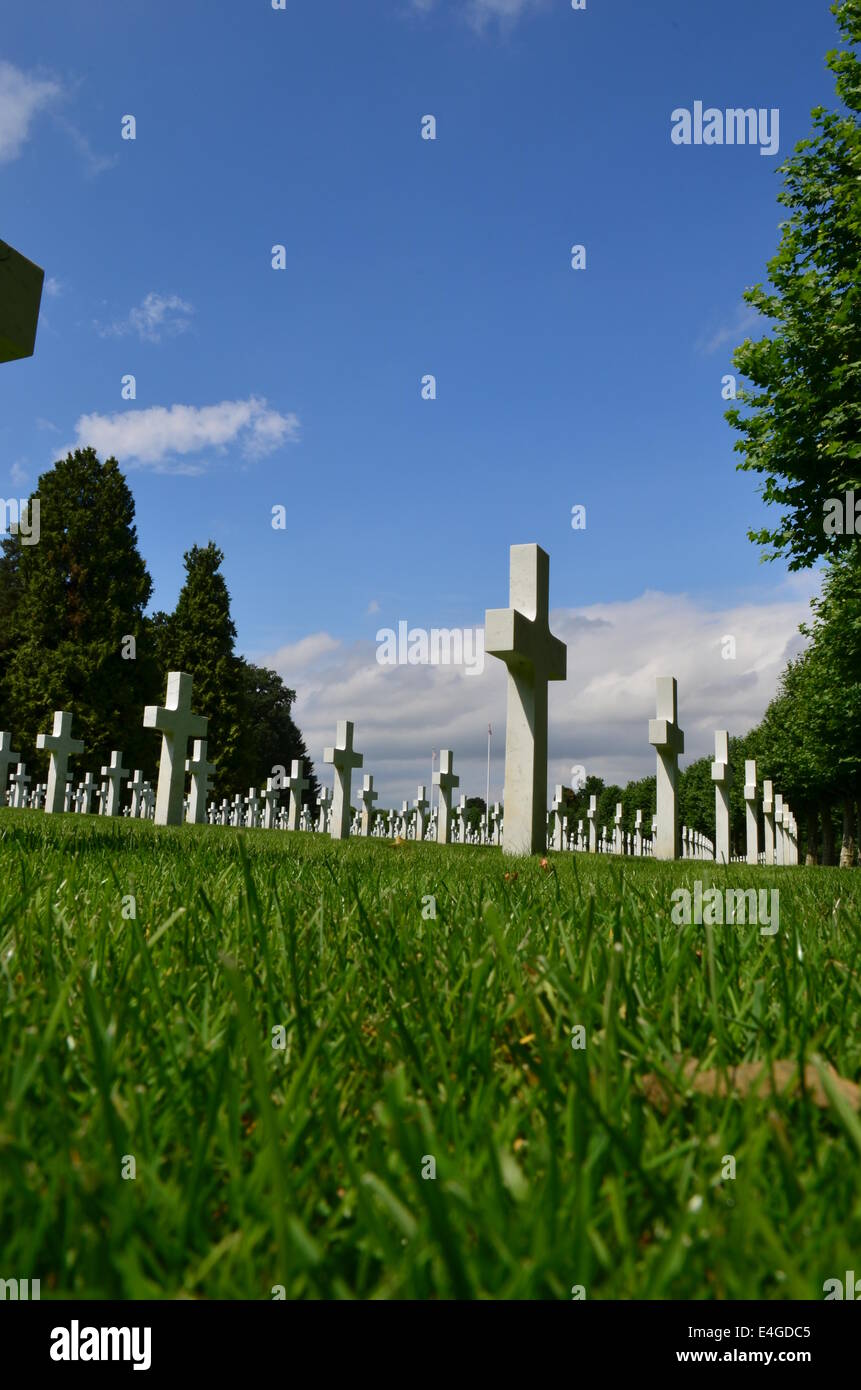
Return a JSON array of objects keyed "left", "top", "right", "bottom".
[
  {"left": 143, "top": 672, "right": 207, "bottom": 827},
  {"left": 262, "top": 777, "right": 280, "bottom": 830},
  {"left": 711, "top": 730, "right": 731, "bottom": 864},
  {"left": 614, "top": 802, "right": 623, "bottom": 855},
  {"left": 100, "top": 750, "right": 130, "bottom": 818},
  {"left": 127, "top": 770, "right": 145, "bottom": 818},
  {"left": 79, "top": 772, "right": 97, "bottom": 815},
  {"left": 744, "top": 759, "right": 759, "bottom": 866},
  {"left": 634, "top": 808, "right": 643, "bottom": 857},
  {"left": 323, "top": 720, "right": 363, "bottom": 840},
  {"left": 182, "top": 739, "right": 212, "bottom": 822},
  {"left": 230, "top": 793, "right": 244, "bottom": 828},
  {"left": 37, "top": 711, "right": 85, "bottom": 815},
  {"left": 10, "top": 762, "right": 31, "bottom": 808},
  {"left": 286, "top": 760, "right": 309, "bottom": 831},
  {"left": 219, "top": 798, "right": 230, "bottom": 827},
  {"left": 648, "top": 677, "right": 684, "bottom": 860},
  {"left": 0, "top": 732, "right": 21, "bottom": 806},
  {"left": 587, "top": 794, "right": 597, "bottom": 852},
  {"left": 485, "top": 544, "right": 567, "bottom": 856},
  {"left": 245, "top": 788, "right": 261, "bottom": 829},
  {"left": 357, "top": 773, "right": 378, "bottom": 837},
  {"left": 552, "top": 785, "right": 570, "bottom": 852},
  {"left": 186, "top": 740, "right": 216, "bottom": 825},
  {"left": 433, "top": 749, "right": 459, "bottom": 844},
  {"left": 317, "top": 786, "right": 332, "bottom": 834},
  {"left": 762, "top": 780, "right": 775, "bottom": 865},
  {"left": 414, "top": 785, "right": 429, "bottom": 842},
  {"left": 774, "top": 792, "right": 785, "bottom": 866},
  {"left": 456, "top": 793, "right": 469, "bottom": 845}
]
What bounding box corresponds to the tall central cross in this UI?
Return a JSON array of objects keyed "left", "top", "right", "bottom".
[
  {"left": 323, "top": 720, "right": 363, "bottom": 840},
  {"left": 485, "top": 544, "right": 567, "bottom": 856},
  {"left": 648, "top": 677, "right": 684, "bottom": 860},
  {"left": 37, "top": 711, "right": 85, "bottom": 815},
  {"left": 143, "top": 672, "right": 207, "bottom": 826}
]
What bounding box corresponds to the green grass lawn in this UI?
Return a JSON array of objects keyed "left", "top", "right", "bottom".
[{"left": 1, "top": 808, "right": 859, "bottom": 1300}]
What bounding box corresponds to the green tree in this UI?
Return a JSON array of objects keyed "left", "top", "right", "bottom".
[
  {"left": 0, "top": 449, "right": 156, "bottom": 771},
  {"left": 241, "top": 662, "right": 319, "bottom": 804},
  {"left": 726, "top": 0, "right": 861, "bottom": 570},
  {"left": 800, "top": 551, "right": 861, "bottom": 862},
  {"left": 678, "top": 757, "right": 716, "bottom": 846},
  {"left": 153, "top": 543, "right": 244, "bottom": 797}
]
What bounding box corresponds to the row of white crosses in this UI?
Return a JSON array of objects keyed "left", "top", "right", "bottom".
[
  {"left": 646, "top": 680, "right": 798, "bottom": 865},
  {"left": 0, "top": 717, "right": 154, "bottom": 819},
  {"left": 0, "top": 546, "right": 801, "bottom": 863},
  {"left": 0, "top": 545, "right": 571, "bottom": 851}
]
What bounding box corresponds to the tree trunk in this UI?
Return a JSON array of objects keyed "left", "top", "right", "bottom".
[
  {"left": 805, "top": 807, "right": 819, "bottom": 867},
  {"left": 841, "top": 796, "right": 858, "bottom": 868},
  {"left": 820, "top": 802, "right": 836, "bottom": 866}
]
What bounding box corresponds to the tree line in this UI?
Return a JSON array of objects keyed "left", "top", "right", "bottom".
[
  {"left": 559, "top": 2, "right": 861, "bottom": 866},
  {"left": 0, "top": 447, "right": 320, "bottom": 805}
]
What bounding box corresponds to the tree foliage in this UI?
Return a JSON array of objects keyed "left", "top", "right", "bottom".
[
  {"left": 726, "top": 0, "right": 861, "bottom": 570},
  {"left": 0, "top": 448, "right": 157, "bottom": 772}
]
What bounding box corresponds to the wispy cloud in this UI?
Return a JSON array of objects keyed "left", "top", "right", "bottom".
[
  {"left": 44, "top": 276, "right": 63, "bottom": 298},
  {"left": 0, "top": 60, "right": 61, "bottom": 163},
  {"left": 697, "top": 301, "right": 764, "bottom": 356},
  {"left": 69, "top": 397, "right": 301, "bottom": 473},
  {"left": 410, "top": 0, "right": 547, "bottom": 29},
  {"left": 55, "top": 115, "right": 118, "bottom": 177},
  {"left": 96, "top": 292, "right": 195, "bottom": 343}
]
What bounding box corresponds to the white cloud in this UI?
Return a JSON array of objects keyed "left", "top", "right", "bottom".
[
  {"left": 10, "top": 461, "right": 29, "bottom": 488},
  {"left": 0, "top": 61, "right": 60, "bottom": 163},
  {"left": 44, "top": 277, "right": 63, "bottom": 298},
  {"left": 258, "top": 582, "right": 818, "bottom": 807},
  {"left": 70, "top": 397, "right": 301, "bottom": 472},
  {"left": 366, "top": 599, "right": 381, "bottom": 615},
  {"left": 97, "top": 292, "right": 195, "bottom": 343}
]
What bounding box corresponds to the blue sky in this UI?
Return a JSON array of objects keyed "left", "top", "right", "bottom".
[{"left": 0, "top": 0, "right": 840, "bottom": 800}]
